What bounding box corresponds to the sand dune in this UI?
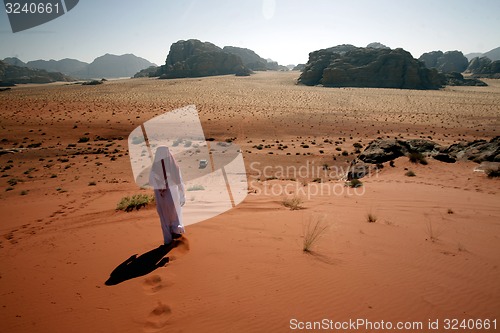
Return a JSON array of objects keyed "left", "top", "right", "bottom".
[{"left": 1, "top": 72, "right": 499, "bottom": 332}]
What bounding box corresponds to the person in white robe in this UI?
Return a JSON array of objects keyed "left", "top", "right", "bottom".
[{"left": 149, "top": 146, "right": 186, "bottom": 244}]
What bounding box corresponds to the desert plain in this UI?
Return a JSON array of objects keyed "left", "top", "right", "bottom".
[{"left": 0, "top": 71, "right": 499, "bottom": 332}]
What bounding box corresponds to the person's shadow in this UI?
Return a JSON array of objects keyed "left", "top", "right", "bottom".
[{"left": 105, "top": 242, "right": 175, "bottom": 286}]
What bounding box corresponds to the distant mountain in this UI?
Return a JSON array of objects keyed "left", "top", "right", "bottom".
[
  {"left": 2, "top": 54, "right": 156, "bottom": 79},
  {"left": 85, "top": 54, "right": 156, "bottom": 78},
  {"left": 3, "top": 57, "right": 27, "bottom": 67},
  {"left": 0, "top": 60, "right": 73, "bottom": 85},
  {"left": 465, "top": 46, "right": 500, "bottom": 61},
  {"left": 26, "top": 58, "right": 88, "bottom": 77}
]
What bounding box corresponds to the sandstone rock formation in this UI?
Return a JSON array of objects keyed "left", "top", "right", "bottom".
[
  {"left": 465, "top": 57, "right": 500, "bottom": 78},
  {"left": 419, "top": 50, "right": 468, "bottom": 73},
  {"left": 299, "top": 46, "right": 442, "bottom": 89},
  {"left": 159, "top": 39, "right": 247, "bottom": 79},
  {"left": 222, "top": 46, "right": 267, "bottom": 71}
]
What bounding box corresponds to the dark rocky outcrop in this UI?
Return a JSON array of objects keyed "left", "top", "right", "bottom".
[
  {"left": 222, "top": 46, "right": 267, "bottom": 71},
  {"left": 419, "top": 51, "right": 468, "bottom": 73},
  {"left": 465, "top": 57, "right": 500, "bottom": 79},
  {"left": 442, "top": 72, "right": 487, "bottom": 86},
  {"left": 158, "top": 39, "right": 248, "bottom": 79},
  {"left": 0, "top": 60, "right": 73, "bottom": 84},
  {"left": 292, "top": 64, "right": 306, "bottom": 71},
  {"left": 299, "top": 46, "right": 442, "bottom": 89},
  {"left": 357, "top": 137, "right": 500, "bottom": 165},
  {"left": 133, "top": 66, "right": 161, "bottom": 78}
]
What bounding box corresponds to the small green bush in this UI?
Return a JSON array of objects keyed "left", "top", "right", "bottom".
[
  {"left": 187, "top": 185, "right": 205, "bottom": 191},
  {"left": 117, "top": 194, "right": 155, "bottom": 212},
  {"left": 405, "top": 170, "right": 416, "bottom": 177}
]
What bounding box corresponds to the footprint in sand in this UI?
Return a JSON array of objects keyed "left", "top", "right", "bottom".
[
  {"left": 173, "top": 236, "right": 190, "bottom": 254},
  {"left": 143, "top": 302, "right": 171, "bottom": 332},
  {"left": 143, "top": 275, "right": 172, "bottom": 295}
]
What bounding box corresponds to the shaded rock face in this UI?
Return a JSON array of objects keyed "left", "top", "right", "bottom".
[
  {"left": 443, "top": 72, "right": 487, "bottom": 86},
  {"left": 133, "top": 66, "right": 161, "bottom": 78},
  {"left": 160, "top": 39, "right": 246, "bottom": 79},
  {"left": 299, "top": 46, "right": 442, "bottom": 90},
  {"left": 419, "top": 50, "right": 468, "bottom": 73},
  {"left": 465, "top": 57, "right": 500, "bottom": 78},
  {"left": 0, "top": 60, "right": 73, "bottom": 84},
  {"left": 358, "top": 137, "right": 500, "bottom": 165},
  {"left": 222, "top": 46, "right": 267, "bottom": 71}
]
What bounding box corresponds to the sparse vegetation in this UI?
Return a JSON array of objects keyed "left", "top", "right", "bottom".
[
  {"left": 408, "top": 152, "right": 428, "bottom": 165},
  {"left": 347, "top": 179, "right": 363, "bottom": 188},
  {"left": 78, "top": 137, "right": 90, "bottom": 143},
  {"left": 367, "top": 213, "right": 377, "bottom": 223},
  {"left": 425, "top": 219, "right": 442, "bottom": 242},
  {"left": 485, "top": 166, "right": 500, "bottom": 178},
  {"left": 282, "top": 195, "right": 304, "bottom": 210},
  {"left": 88, "top": 181, "right": 96, "bottom": 186},
  {"left": 116, "top": 194, "right": 155, "bottom": 212},
  {"left": 405, "top": 170, "right": 416, "bottom": 177},
  {"left": 302, "top": 215, "right": 328, "bottom": 253},
  {"left": 187, "top": 184, "right": 205, "bottom": 191}
]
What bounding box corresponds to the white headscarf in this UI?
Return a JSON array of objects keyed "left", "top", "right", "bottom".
[{"left": 149, "top": 146, "right": 182, "bottom": 189}]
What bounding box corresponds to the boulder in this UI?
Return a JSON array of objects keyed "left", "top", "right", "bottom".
[{"left": 299, "top": 46, "right": 442, "bottom": 89}]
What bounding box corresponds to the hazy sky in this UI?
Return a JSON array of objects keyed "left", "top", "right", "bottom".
[{"left": 1, "top": 0, "right": 499, "bottom": 66}]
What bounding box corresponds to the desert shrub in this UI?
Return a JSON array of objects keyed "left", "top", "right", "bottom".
[
  {"left": 367, "top": 213, "right": 377, "bottom": 223},
  {"left": 282, "top": 195, "right": 304, "bottom": 210},
  {"left": 408, "top": 152, "right": 428, "bottom": 165},
  {"left": 303, "top": 215, "right": 328, "bottom": 252},
  {"left": 485, "top": 166, "right": 500, "bottom": 178},
  {"left": 405, "top": 170, "right": 416, "bottom": 177},
  {"left": 88, "top": 181, "right": 96, "bottom": 186},
  {"left": 78, "top": 137, "right": 90, "bottom": 143},
  {"left": 187, "top": 185, "right": 205, "bottom": 191},
  {"left": 347, "top": 179, "right": 363, "bottom": 188},
  {"left": 117, "top": 194, "right": 155, "bottom": 212}
]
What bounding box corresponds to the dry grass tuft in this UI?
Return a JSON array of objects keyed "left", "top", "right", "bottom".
[
  {"left": 282, "top": 195, "right": 304, "bottom": 210},
  {"left": 303, "top": 215, "right": 329, "bottom": 253}
]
